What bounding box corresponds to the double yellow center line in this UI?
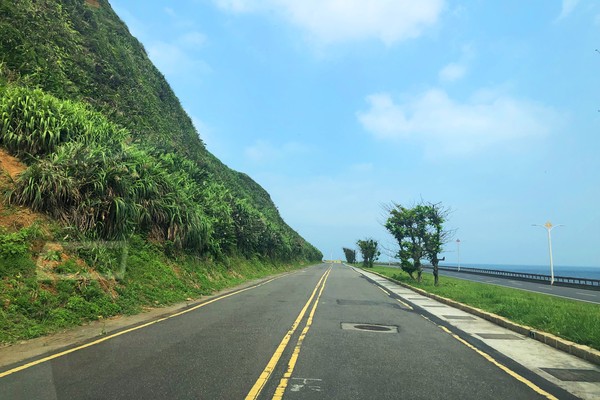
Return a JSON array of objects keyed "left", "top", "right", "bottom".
[{"left": 245, "top": 267, "right": 331, "bottom": 400}]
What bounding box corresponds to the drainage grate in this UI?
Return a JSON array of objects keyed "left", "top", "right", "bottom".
[
  {"left": 443, "top": 315, "right": 476, "bottom": 320},
  {"left": 340, "top": 323, "right": 398, "bottom": 333},
  {"left": 475, "top": 333, "right": 523, "bottom": 340},
  {"left": 541, "top": 368, "right": 600, "bottom": 382}
]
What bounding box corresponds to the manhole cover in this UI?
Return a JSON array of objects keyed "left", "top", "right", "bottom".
[
  {"left": 541, "top": 368, "right": 600, "bottom": 382},
  {"left": 355, "top": 324, "right": 392, "bottom": 331},
  {"left": 341, "top": 323, "right": 398, "bottom": 333}
]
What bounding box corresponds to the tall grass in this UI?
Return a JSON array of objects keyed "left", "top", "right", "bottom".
[
  {"left": 1, "top": 85, "right": 322, "bottom": 261},
  {"left": 10, "top": 140, "right": 213, "bottom": 250},
  {"left": 0, "top": 86, "right": 126, "bottom": 158}
]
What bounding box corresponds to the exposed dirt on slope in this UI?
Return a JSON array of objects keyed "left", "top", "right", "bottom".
[
  {"left": 85, "top": 0, "right": 100, "bottom": 8},
  {"left": 0, "top": 148, "right": 25, "bottom": 179},
  {"left": 0, "top": 148, "right": 45, "bottom": 230}
]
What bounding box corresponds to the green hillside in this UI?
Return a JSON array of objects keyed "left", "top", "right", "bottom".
[{"left": 0, "top": 0, "right": 321, "bottom": 343}]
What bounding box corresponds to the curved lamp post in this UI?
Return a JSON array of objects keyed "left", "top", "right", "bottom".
[
  {"left": 456, "top": 239, "right": 461, "bottom": 272},
  {"left": 532, "top": 221, "right": 563, "bottom": 285}
]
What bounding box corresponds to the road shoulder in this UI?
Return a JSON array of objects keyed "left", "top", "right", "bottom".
[
  {"left": 0, "top": 269, "right": 297, "bottom": 370},
  {"left": 352, "top": 265, "right": 600, "bottom": 400}
]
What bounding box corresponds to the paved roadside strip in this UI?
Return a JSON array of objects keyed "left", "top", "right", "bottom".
[{"left": 352, "top": 266, "right": 600, "bottom": 400}]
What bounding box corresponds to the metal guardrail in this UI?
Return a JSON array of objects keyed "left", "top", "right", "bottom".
[
  {"left": 432, "top": 265, "right": 600, "bottom": 290},
  {"left": 371, "top": 262, "right": 600, "bottom": 290}
]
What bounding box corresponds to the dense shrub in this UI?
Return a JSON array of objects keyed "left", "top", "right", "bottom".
[{"left": 2, "top": 87, "right": 321, "bottom": 261}]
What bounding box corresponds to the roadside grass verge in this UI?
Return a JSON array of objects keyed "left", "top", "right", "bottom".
[
  {"left": 1, "top": 234, "right": 310, "bottom": 344},
  {"left": 369, "top": 266, "right": 600, "bottom": 351}
]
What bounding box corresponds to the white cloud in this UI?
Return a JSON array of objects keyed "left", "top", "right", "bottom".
[
  {"left": 213, "top": 0, "right": 445, "bottom": 45},
  {"left": 357, "top": 89, "right": 560, "bottom": 156},
  {"left": 557, "top": 0, "right": 579, "bottom": 20},
  {"left": 438, "top": 63, "right": 466, "bottom": 83},
  {"left": 113, "top": 5, "right": 209, "bottom": 77},
  {"left": 179, "top": 31, "right": 208, "bottom": 48},
  {"left": 189, "top": 114, "right": 210, "bottom": 143},
  {"left": 112, "top": 5, "right": 147, "bottom": 39},
  {"left": 438, "top": 44, "right": 473, "bottom": 83},
  {"left": 350, "top": 163, "right": 374, "bottom": 173},
  {"left": 164, "top": 7, "right": 176, "bottom": 17},
  {"left": 214, "top": 0, "right": 256, "bottom": 13},
  {"left": 244, "top": 140, "right": 308, "bottom": 163},
  {"left": 265, "top": 174, "right": 387, "bottom": 228},
  {"left": 147, "top": 42, "right": 211, "bottom": 76}
]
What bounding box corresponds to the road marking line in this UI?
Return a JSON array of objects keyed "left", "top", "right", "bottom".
[
  {"left": 438, "top": 325, "right": 558, "bottom": 400},
  {"left": 245, "top": 268, "right": 331, "bottom": 400},
  {"left": 0, "top": 275, "right": 283, "bottom": 379},
  {"left": 575, "top": 292, "right": 596, "bottom": 297},
  {"left": 289, "top": 377, "right": 322, "bottom": 393},
  {"left": 377, "top": 286, "right": 390, "bottom": 296},
  {"left": 368, "top": 275, "right": 414, "bottom": 310},
  {"left": 272, "top": 269, "right": 331, "bottom": 399},
  {"left": 395, "top": 298, "right": 413, "bottom": 310}
]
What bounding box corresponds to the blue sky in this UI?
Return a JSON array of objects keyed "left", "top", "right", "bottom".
[{"left": 111, "top": 0, "right": 600, "bottom": 268}]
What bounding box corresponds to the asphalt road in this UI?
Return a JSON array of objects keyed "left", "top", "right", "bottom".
[{"left": 1, "top": 263, "right": 573, "bottom": 399}]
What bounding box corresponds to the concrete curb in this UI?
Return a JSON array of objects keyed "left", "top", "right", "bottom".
[{"left": 364, "top": 268, "right": 600, "bottom": 367}]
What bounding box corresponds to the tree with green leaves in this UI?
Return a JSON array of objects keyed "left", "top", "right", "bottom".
[
  {"left": 384, "top": 204, "right": 426, "bottom": 281},
  {"left": 342, "top": 247, "right": 356, "bottom": 264},
  {"left": 356, "top": 238, "right": 380, "bottom": 268},
  {"left": 421, "top": 202, "right": 452, "bottom": 286},
  {"left": 384, "top": 201, "right": 451, "bottom": 284}
]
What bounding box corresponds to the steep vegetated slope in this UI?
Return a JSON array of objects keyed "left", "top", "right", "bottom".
[{"left": 0, "top": 0, "right": 321, "bottom": 342}]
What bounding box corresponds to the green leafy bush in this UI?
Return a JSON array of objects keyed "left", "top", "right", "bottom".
[
  {"left": 0, "top": 86, "right": 126, "bottom": 158},
  {"left": 0, "top": 226, "right": 39, "bottom": 278}
]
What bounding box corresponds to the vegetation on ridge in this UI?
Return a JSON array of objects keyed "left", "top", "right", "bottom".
[
  {"left": 0, "top": 0, "right": 321, "bottom": 262},
  {"left": 0, "top": 0, "right": 321, "bottom": 343}
]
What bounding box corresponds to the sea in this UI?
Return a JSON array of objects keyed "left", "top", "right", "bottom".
[{"left": 438, "top": 262, "right": 600, "bottom": 280}]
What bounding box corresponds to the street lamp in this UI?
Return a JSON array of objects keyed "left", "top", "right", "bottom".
[
  {"left": 532, "top": 221, "right": 563, "bottom": 285},
  {"left": 456, "top": 239, "right": 461, "bottom": 272}
]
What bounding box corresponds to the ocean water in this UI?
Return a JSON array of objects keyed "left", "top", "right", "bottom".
[{"left": 438, "top": 262, "right": 600, "bottom": 280}]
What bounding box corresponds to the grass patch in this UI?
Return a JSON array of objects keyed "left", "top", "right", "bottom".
[
  {"left": 369, "top": 266, "right": 600, "bottom": 351},
  {"left": 0, "top": 234, "right": 310, "bottom": 344}
]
